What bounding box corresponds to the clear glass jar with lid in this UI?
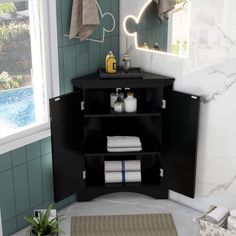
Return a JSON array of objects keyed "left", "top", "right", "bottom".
[{"left": 114, "top": 96, "right": 124, "bottom": 113}]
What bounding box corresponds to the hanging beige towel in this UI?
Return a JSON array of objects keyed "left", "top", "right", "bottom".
[
  {"left": 153, "top": 0, "right": 175, "bottom": 21},
  {"left": 69, "top": 0, "right": 100, "bottom": 41}
]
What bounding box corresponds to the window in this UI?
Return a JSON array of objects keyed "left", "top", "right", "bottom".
[{"left": 0, "top": 0, "right": 59, "bottom": 150}]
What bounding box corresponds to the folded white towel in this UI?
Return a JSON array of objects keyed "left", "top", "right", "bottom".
[
  {"left": 105, "top": 160, "right": 141, "bottom": 172},
  {"left": 107, "top": 147, "right": 142, "bottom": 152},
  {"left": 216, "top": 214, "right": 228, "bottom": 227},
  {"left": 107, "top": 136, "right": 142, "bottom": 148},
  {"left": 105, "top": 171, "right": 141, "bottom": 183},
  {"left": 205, "top": 206, "right": 229, "bottom": 224}
]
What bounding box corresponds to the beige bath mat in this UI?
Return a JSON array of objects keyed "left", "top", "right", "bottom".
[{"left": 71, "top": 213, "right": 178, "bottom": 236}]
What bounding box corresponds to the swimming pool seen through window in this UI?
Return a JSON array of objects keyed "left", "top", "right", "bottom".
[{"left": 0, "top": 0, "right": 59, "bottom": 147}]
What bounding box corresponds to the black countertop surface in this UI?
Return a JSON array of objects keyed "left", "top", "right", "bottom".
[{"left": 72, "top": 71, "right": 174, "bottom": 89}]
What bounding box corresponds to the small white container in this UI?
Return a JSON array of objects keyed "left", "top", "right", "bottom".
[
  {"left": 124, "top": 91, "right": 137, "bottom": 113},
  {"left": 110, "top": 88, "right": 124, "bottom": 108},
  {"left": 228, "top": 210, "right": 236, "bottom": 231},
  {"left": 114, "top": 96, "right": 124, "bottom": 113}
]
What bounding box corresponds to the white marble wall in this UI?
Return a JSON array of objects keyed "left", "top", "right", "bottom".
[{"left": 120, "top": 0, "right": 236, "bottom": 212}]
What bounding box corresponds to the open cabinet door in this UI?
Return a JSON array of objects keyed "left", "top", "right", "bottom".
[
  {"left": 49, "top": 91, "right": 84, "bottom": 202},
  {"left": 163, "top": 89, "right": 200, "bottom": 198}
]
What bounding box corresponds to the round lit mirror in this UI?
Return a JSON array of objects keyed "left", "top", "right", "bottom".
[{"left": 123, "top": 0, "right": 191, "bottom": 57}]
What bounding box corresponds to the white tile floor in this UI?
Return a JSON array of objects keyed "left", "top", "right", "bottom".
[{"left": 12, "top": 193, "right": 202, "bottom": 236}]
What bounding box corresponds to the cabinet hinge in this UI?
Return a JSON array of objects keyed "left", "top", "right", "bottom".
[
  {"left": 83, "top": 170, "right": 86, "bottom": 179},
  {"left": 160, "top": 168, "right": 164, "bottom": 177},
  {"left": 81, "top": 101, "right": 85, "bottom": 111},
  {"left": 162, "top": 100, "right": 166, "bottom": 109}
]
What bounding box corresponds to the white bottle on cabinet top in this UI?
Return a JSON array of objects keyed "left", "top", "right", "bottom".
[{"left": 124, "top": 91, "right": 137, "bottom": 113}]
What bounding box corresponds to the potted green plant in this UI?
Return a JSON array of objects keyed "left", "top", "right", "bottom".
[{"left": 24, "top": 204, "right": 65, "bottom": 236}]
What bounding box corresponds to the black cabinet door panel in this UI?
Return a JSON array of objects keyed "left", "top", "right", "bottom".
[
  {"left": 163, "top": 89, "right": 200, "bottom": 198},
  {"left": 50, "top": 91, "right": 84, "bottom": 202}
]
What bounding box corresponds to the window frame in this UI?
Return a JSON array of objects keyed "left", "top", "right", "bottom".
[{"left": 0, "top": 0, "right": 59, "bottom": 154}]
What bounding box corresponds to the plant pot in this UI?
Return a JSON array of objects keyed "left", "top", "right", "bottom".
[
  {"left": 30, "top": 233, "right": 58, "bottom": 236},
  {"left": 30, "top": 231, "right": 58, "bottom": 236}
]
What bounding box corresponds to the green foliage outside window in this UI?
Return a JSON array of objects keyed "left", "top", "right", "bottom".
[
  {"left": 0, "top": 71, "right": 23, "bottom": 91},
  {"left": 0, "top": 2, "right": 30, "bottom": 91},
  {"left": 0, "top": 21, "right": 30, "bottom": 50},
  {"left": 0, "top": 3, "right": 16, "bottom": 17},
  {"left": 175, "top": 0, "right": 186, "bottom": 4}
]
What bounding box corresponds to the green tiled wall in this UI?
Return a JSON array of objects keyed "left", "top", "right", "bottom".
[
  {"left": 57, "top": 0, "right": 120, "bottom": 95},
  {"left": 0, "top": 138, "right": 77, "bottom": 235},
  {"left": 0, "top": 0, "right": 119, "bottom": 235},
  {"left": 0, "top": 138, "right": 48, "bottom": 235}
]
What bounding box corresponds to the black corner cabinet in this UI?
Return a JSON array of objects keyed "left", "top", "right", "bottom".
[{"left": 49, "top": 72, "right": 200, "bottom": 202}]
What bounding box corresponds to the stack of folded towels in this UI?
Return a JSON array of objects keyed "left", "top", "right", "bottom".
[
  {"left": 205, "top": 206, "right": 229, "bottom": 228},
  {"left": 107, "top": 136, "right": 142, "bottom": 152},
  {"left": 104, "top": 160, "right": 142, "bottom": 183}
]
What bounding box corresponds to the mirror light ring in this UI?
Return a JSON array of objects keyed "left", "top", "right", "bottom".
[{"left": 122, "top": 0, "right": 191, "bottom": 58}]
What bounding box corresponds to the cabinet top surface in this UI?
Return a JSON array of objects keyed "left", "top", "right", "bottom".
[{"left": 72, "top": 71, "right": 174, "bottom": 89}]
